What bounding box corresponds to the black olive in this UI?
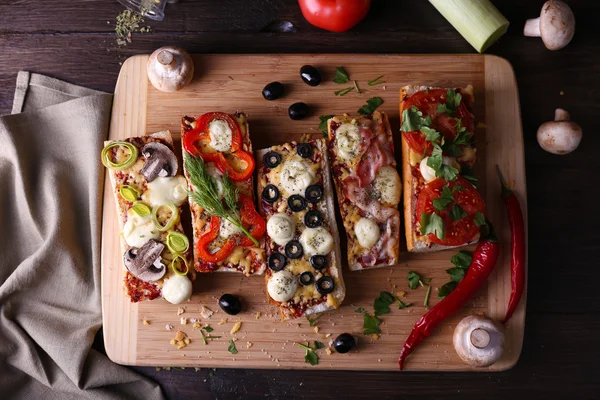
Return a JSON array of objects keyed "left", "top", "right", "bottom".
[
  {"left": 262, "top": 82, "right": 284, "bottom": 100},
  {"left": 287, "top": 195, "right": 307, "bottom": 212},
  {"left": 285, "top": 240, "right": 303, "bottom": 259},
  {"left": 304, "top": 210, "right": 323, "bottom": 228},
  {"left": 296, "top": 143, "right": 313, "bottom": 158},
  {"left": 300, "top": 65, "right": 322, "bottom": 87},
  {"left": 218, "top": 293, "right": 242, "bottom": 315},
  {"left": 268, "top": 252, "right": 287, "bottom": 272},
  {"left": 262, "top": 184, "right": 280, "bottom": 204},
  {"left": 288, "top": 102, "right": 309, "bottom": 120},
  {"left": 263, "top": 151, "right": 281, "bottom": 168},
  {"left": 305, "top": 184, "right": 324, "bottom": 203},
  {"left": 315, "top": 276, "right": 335, "bottom": 295},
  {"left": 309, "top": 255, "right": 327, "bottom": 270},
  {"left": 299, "top": 271, "right": 314, "bottom": 286},
  {"left": 333, "top": 333, "right": 356, "bottom": 354}
]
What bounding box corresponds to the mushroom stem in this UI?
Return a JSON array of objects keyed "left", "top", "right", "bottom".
[
  {"left": 470, "top": 328, "right": 491, "bottom": 349},
  {"left": 554, "top": 108, "right": 570, "bottom": 121},
  {"left": 524, "top": 17, "right": 541, "bottom": 37},
  {"left": 157, "top": 50, "right": 174, "bottom": 67}
]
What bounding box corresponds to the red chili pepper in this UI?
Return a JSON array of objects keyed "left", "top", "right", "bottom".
[
  {"left": 496, "top": 166, "right": 526, "bottom": 323},
  {"left": 398, "top": 227, "right": 500, "bottom": 370}
]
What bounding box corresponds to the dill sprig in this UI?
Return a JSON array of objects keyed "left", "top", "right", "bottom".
[{"left": 184, "top": 155, "right": 258, "bottom": 246}]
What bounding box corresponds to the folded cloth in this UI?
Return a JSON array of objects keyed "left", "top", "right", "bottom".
[{"left": 0, "top": 72, "right": 164, "bottom": 400}]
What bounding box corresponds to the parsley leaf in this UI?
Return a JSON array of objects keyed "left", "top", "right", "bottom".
[
  {"left": 398, "top": 299, "right": 412, "bottom": 309},
  {"left": 306, "top": 313, "right": 323, "bottom": 327},
  {"left": 427, "top": 143, "right": 443, "bottom": 171},
  {"left": 439, "top": 251, "right": 473, "bottom": 299},
  {"left": 461, "top": 165, "right": 479, "bottom": 187},
  {"left": 333, "top": 66, "right": 350, "bottom": 84},
  {"left": 436, "top": 102, "right": 452, "bottom": 116},
  {"left": 446, "top": 89, "right": 462, "bottom": 109},
  {"left": 355, "top": 308, "right": 381, "bottom": 335},
  {"left": 407, "top": 271, "right": 430, "bottom": 290},
  {"left": 474, "top": 212, "right": 486, "bottom": 227},
  {"left": 453, "top": 120, "right": 471, "bottom": 145},
  {"left": 358, "top": 97, "right": 384, "bottom": 115},
  {"left": 438, "top": 164, "right": 459, "bottom": 181},
  {"left": 228, "top": 340, "right": 238, "bottom": 354},
  {"left": 420, "top": 212, "right": 445, "bottom": 240},
  {"left": 314, "top": 341, "right": 325, "bottom": 350},
  {"left": 203, "top": 325, "right": 214, "bottom": 332},
  {"left": 449, "top": 204, "right": 467, "bottom": 221},
  {"left": 443, "top": 143, "right": 463, "bottom": 157},
  {"left": 432, "top": 186, "right": 455, "bottom": 212},
  {"left": 334, "top": 87, "right": 354, "bottom": 96},
  {"left": 451, "top": 250, "right": 473, "bottom": 269},
  {"left": 374, "top": 291, "right": 396, "bottom": 316},
  {"left": 438, "top": 281, "right": 458, "bottom": 299},
  {"left": 446, "top": 266, "right": 466, "bottom": 282},
  {"left": 401, "top": 106, "right": 431, "bottom": 132},
  {"left": 319, "top": 115, "right": 334, "bottom": 137},
  {"left": 421, "top": 126, "right": 442, "bottom": 142},
  {"left": 305, "top": 350, "right": 318, "bottom": 365}
]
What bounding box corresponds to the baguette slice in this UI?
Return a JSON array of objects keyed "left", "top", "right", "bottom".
[
  {"left": 104, "top": 131, "right": 195, "bottom": 303},
  {"left": 327, "top": 111, "right": 401, "bottom": 270},
  {"left": 256, "top": 139, "right": 345, "bottom": 321},
  {"left": 400, "top": 85, "right": 480, "bottom": 253},
  {"left": 182, "top": 112, "right": 266, "bottom": 275}
]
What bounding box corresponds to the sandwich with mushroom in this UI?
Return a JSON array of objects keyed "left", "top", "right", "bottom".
[
  {"left": 256, "top": 139, "right": 345, "bottom": 320},
  {"left": 101, "top": 131, "right": 194, "bottom": 304},
  {"left": 182, "top": 112, "right": 267, "bottom": 275}
]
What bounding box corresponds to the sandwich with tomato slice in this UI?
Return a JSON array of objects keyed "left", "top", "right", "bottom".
[
  {"left": 182, "top": 112, "right": 267, "bottom": 275},
  {"left": 400, "top": 86, "right": 486, "bottom": 252}
]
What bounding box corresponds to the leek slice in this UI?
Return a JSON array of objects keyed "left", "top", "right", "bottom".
[
  {"left": 131, "top": 201, "right": 151, "bottom": 217},
  {"left": 429, "top": 0, "right": 509, "bottom": 53},
  {"left": 166, "top": 231, "right": 190, "bottom": 254},
  {"left": 152, "top": 203, "right": 179, "bottom": 232},
  {"left": 119, "top": 185, "right": 140, "bottom": 202},
  {"left": 170, "top": 255, "right": 189, "bottom": 276},
  {"left": 101, "top": 141, "right": 138, "bottom": 170}
]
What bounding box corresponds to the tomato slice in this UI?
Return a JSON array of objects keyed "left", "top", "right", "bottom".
[{"left": 415, "top": 177, "right": 485, "bottom": 246}]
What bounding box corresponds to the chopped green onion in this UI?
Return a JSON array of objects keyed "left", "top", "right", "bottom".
[
  {"left": 131, "top": 201, "right": 151, "bottom": 217},
  {"left": 101, "top": 141, "right": 138, "bottom": 170},
  {"left": 334, "top": 87, "right": 354, "bottom": 97},
  {"left": 368, "top": 75, "right": 385, "bottom": 86},
  {"left": 119, "top": 185, "right": 139, "bottom": 202},
  {"left": 166, "top": 231, "right": 189, "bottom": 254},
  {"left": 170, "top": 255, "right": 189, "bottom": 276},
  {"left": 429, "top": 0, "right": 509, "bottom": 53},
  {"left": 353, "top": 80, "right": 361, "bottom": 94},
  {"left": 152, "top": 203, "right": 179, "bottom": 232}
]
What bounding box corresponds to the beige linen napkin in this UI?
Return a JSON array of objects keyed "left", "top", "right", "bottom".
[{"left": 0, "top": 72, "right": 164, "bottom": 400}]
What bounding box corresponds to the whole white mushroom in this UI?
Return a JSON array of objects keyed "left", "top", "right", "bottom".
[
  {"left": 537, "top": 108, "right": 582, "bottom": 155},
  {"left": 524, "top": 0, "right": 575, "bottom": 50},
  {"left": 147, "top": 46, "right": 194, "bottom": 92},
  {"left": 453, "top": 315, "right": 504, "bottom": 367}
]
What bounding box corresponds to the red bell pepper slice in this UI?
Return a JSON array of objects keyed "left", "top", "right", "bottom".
[
  {"left": 196, "top": 216, "right": 238, "bottom": 263},
  {"left": 237, "top": 194, "right": 266, "bottom": 247}
]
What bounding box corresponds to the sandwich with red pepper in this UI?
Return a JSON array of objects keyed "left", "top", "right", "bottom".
[
  {"left": 400, "top": 86, "right": 486, "bottom": 252},
  {"left": 182, "top": 112, "right": 267, "bottom": 275},
  {"left": 256, "top": 139, "right": 345, "bottom": 320}
]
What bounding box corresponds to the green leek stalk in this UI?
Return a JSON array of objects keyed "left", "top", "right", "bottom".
[{"left": 429, "top": 0, "right": 509, "bottom": 53}]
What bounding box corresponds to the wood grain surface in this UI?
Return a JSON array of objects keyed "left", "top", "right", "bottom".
[{"left": 3, "top": 0, "right": 600, "bottom": 398}]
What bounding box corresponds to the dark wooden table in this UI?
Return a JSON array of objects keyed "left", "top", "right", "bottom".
[{"left": 3, "top": 0, "right": 599, "bottom": 398}]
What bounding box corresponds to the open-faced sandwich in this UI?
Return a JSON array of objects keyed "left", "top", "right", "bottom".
[
  {"left": 101, "top": 131, "right": 195, "bottom": 304},
  {"left": 256, "top": 139, "right": 345, "bottom": 320},
  {"left": 182, "top": 112, "right": 267, "bottom": 275},
  {"left": 326, "top": 111, "right": 401, "bottom": 270},
  {"left": 400, "top": 86, "right": 486, "bottom": 252}
]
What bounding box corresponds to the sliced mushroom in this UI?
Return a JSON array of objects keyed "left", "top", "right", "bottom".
[
  {"left": 123, "top": 240, "right": 167, "bottom": 282},
  {"left": 140, "top": 142, "right": 178, "bottom": 182},
  {"left": 453, "top": 315, "right": 504, "bottom": 367}
]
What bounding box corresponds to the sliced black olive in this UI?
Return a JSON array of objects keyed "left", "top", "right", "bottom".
[
  {"left": 287, "top": 195, "right": 307, "bottom": 212},
  {"left": 262, "top": 82, "right": 284, "bottom": 101},
  {"left": 305, "top": 184, "right": 324, "bottom": 204},
  {"left": 296, "top": 143, "right": 313, "bottom": 158},
  {"left": 309, "top": 255, "right": 328, "bottom": 270},
  {"left": 300, "top": 65, "right": 322, "bottom": 87},
  {"left": 268, "top": 252, "right": 287, "bottom": 272},
  {"left": 288, "top": 102, "right": 309, "bottom": 120},
  {"left": 263, "top": 151, "right": 281, "bottom": 168},
  {"left": 285, "top": 240, "right": 303, "bottom": 259},
  {"left": 316, "top": 276, "right": 335, "bottom": 295},
  {"left": 333, "top": 333, "right": 356, "bottom": 354},
  {"left": 299, "top": 271, "right": 314, "bottom": 286},
  {"left": 218, "top": 293, "right": 242, "bottom": 315},
  {"left": 262, "top": 184, "right": 280, "bottom": 204},
  {"left": 304, "top": 210, "right": 323, "bottom": 228}
]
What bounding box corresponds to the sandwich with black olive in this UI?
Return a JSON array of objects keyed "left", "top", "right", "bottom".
[
  {"left": 256, "top": 139, "right": 345, "bottom": 321},
  {"left": 101, "top": 131, "right": 195, "bottom": 304}
]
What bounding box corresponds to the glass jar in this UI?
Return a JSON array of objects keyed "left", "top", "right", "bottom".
[{"left": 118, "top": 0, "right": 178, "bottom": 21}]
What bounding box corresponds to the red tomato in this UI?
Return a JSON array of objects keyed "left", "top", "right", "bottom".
[
  {"left": 415, "top": 177, "right": 485, "bottom": 247},
  {"left": 298, "top": 0, "right": 371, "bottom": 33}
]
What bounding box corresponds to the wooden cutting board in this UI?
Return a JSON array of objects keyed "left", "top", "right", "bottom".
[{"left": 101, "top": 54, "right": 526, "bottom": 371}]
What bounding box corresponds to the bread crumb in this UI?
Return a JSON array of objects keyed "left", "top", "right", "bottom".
[
  {"left": 175, "top": 331, "right": 186, "bottom": 341},
  {"left": 181, "top": 317, "right": 188, "bottom": 325},
  {"left": 325, "top": 348, "right": 332, "bottom": 355},
  {"left": 218, "top": 318, "right": 227, "bottom": 325},
  {"left": 255, "top": 312, "right": 261, "bottom": 319},
  {"left": 177, "top": 307, "right": 185, "bottom": 316},
  {"left": 195, "top": 367, "right": 201, "bottom": 371},
  {"left": 325, "top": 333, "right": 332, "bottom": 338},
  {"left": 560, "top": 90, "right": 565, "bottom": 95},
  {"left": 143, "top": 319, "right": 150, "bottom": 326},
  {"left": 192, "top": 322, "right": 202, "bottom": 329},
  {"left": 314, "top": 327, "right": 319, "bottom": 334},
  {"left": 200, "top": 306, "right": 214, "bottom": 319},
  {"left": 246, "top": 342, "right": 253, "bottom": 349},
  {"left": 372, "top": 334, "right": 379, "bottom": 341},
  {"left": 155, "top": 367, "right": 161, "bottom": 371},
  {"left": 165, "top": 367, "right": 171, "bottom": 371},
  {"left": 171, "top": 331, "right": 190, "bottom": 350},
  {"left": 230, "top": 322, "right": 242, "bottom": 334},
  {"left": 166, "top": 324, "right": 173, "bottom": 330},
  {"left": 396, "top": 291, "right": 406, "bottom": 298},
  {"left": 184, "top": 338, "right": 191, "bottom": 345}
]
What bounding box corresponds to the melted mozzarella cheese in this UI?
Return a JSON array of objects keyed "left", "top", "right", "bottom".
[
  {"left": 206, "top": 165, "right": 224, "bottom": 198},
  {"left": 336, "top": 123, "right": 361, "bottom": 161},
  {"left": 162, "top": 274, "right": 192, "bottom": 304},
  {"left": 142, "top": 176, "right": 188, "bottom": 207},
  {"left": 220, "top": 218, "right": 242, "bottom": 238},
  {"left": 300, "top": 227, "right": 333, "bottom": 256},
  {"left": 279, "top": 160, "right": 315, "bottom": 196},
  {"left": 267, "top": 270, "right": 298, "bottom": 302},
  {"left": 354, "top": 217, "right": 380, "bottom": 249},
  {"left": 267, "top": 213, "right": 296, "bottom": 246},
  {"left": 373, "top": 166, "right": 401, "bottom": 205},
  {"left": 123, "top": 209, "right": 160, "bottom": 248},
  {"left": 420, "top": 157, "right": 437, "bottom": 182},
  {"left": 208, "top": 119, "right": 232, "bottom": 152}
]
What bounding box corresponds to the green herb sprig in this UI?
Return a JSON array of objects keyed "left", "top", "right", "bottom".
[
  {"left": 358, "top": 97, "right": 384, "bottom": 115},
  {"left": 333, "top": 67, "right": 350, "bottom": 84},
  {"left": 374, "top": 291, "right": 412, "bottom": 316},
  {"left": 438, "top": 250, "right": 473, "bottom": 298},
  {"left": 355, "top": 307, "right": 381, "bottom": 335}
]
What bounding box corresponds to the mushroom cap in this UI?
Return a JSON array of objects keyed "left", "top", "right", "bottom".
[
  {"left": 147, "top": 46, "right": 194, "bottom": 92},
  {"left": 540, "top": 0, "right": 575, "bottom": 50},
  {"left": 140, "top": 142, "right": 178, "bottom": 182},
  {"left": 453, "top": 315, "right": 504, "bottom": 367},
  {"left": 537, "top": 120, "right": 582, "bottom": 154},
  {"left": 123, "top": 240, "right": 166, "bottom": 282}
]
